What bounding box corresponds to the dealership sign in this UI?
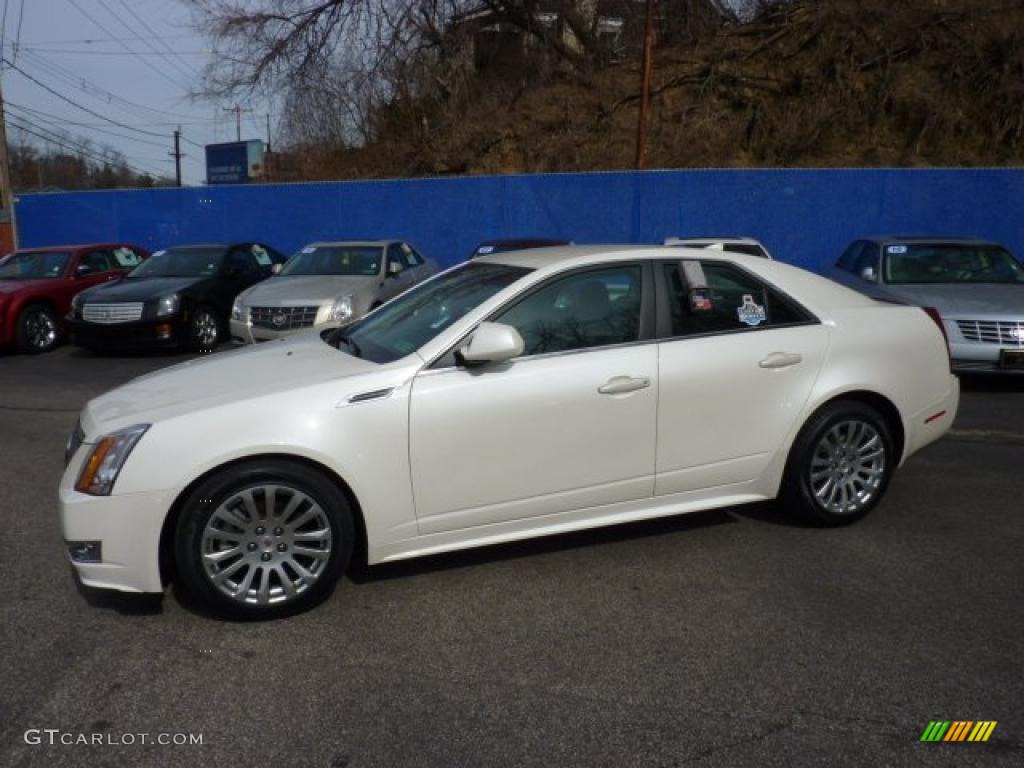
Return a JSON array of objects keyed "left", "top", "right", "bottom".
[{"left": 205, "top": 140, "right": 265, "bottom": 184}]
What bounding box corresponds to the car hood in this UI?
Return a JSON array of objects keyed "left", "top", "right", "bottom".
[
  {"left": 240, "top": 275, "right": 378, "bottom": 305},
  {"left": 0, "top": 278, "right": 61, "bottom": 296},
  {"left": 80, "top": 276, "right": 209, "bottom": 302},
  {"left": 881, "top": 283, "right": 1024, "bottom": 317},
  {"left": 82, "top": 333, "right": 382, "bottom": 436}
]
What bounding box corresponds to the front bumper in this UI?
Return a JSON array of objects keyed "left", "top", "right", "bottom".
[
  {"left": 69, "top": 316, "right": 187, "bottom": 351},
  {"left": 59, "top": 452, "right": 176, "bottom": 593},
  {"left": 230, "top": 317, "right": 339, "bottom": 344}
]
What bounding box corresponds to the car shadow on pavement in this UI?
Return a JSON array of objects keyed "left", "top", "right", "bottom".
[
  {"left": 72, "top": 572, "right": 165, "bottom": 616},
  {"left": 351, "top": 508, "right": 739, "bottom": 584},
  {"left": 958, "top": 373, "right": 1024, "bottom": 393}
]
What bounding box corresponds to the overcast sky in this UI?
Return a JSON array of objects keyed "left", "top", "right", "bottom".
[{"left": 1, "top": 0, "right": 272, "bottom": 185}]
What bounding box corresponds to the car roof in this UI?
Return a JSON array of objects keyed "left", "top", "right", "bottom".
[
  {"left": 15, "top": 242, "right": 139, "bottom": 253},
  {"left": 481, "top": 243, "right": 773, "bottom": 271},
  {"left": 862, "top": 235, "right": 1001, "bottom": 246},
  {"left": 664, "top": 236, "right": 764, "bottom": 245},
  {"left": 305, "top": 240, "right": 395, "bottom": 248}
]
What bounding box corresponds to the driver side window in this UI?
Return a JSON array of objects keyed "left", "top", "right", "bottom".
[
  {"left": 387, "top": 243, "right": 408, "bottom": 273},
  {"left": 226, "top": 249, "right": 257, "bottom": 275},
  {"left": 494, "top": 266, "right": 642, "bottom": 357}
]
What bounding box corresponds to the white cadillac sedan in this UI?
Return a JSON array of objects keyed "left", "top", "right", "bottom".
[{"left": 60, "top": 246, "right": 958, "bottom": 618}]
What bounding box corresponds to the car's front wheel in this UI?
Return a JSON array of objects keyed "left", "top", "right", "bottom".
[
  {"left": 188, "top": 306, "right": 221, "bottom": 350},
  {"left": 16, "top": 304, "right": 60, "bottom": 353},
  {"left": 175, "top": 460, "right": 354, "bottom": 618},
  {"left": 781, "top": 400, "right": 895, "bottom": 526}
]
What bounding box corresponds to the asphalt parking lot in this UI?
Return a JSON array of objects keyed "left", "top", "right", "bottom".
[{"left": 1, "top": 347, "right": 1022, "bottom": 768}]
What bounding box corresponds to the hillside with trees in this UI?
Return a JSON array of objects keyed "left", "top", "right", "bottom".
[{"left": 192, "top": 0, "right": 1024, "bottom": 179}]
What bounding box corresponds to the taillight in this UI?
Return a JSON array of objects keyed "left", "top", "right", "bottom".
[{"left": 922, "top": 306, "right": 951, "bottom": 370}]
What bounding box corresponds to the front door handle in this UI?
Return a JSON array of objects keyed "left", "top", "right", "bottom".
[
  {"left": 759, "top": 352, "right": 803, "bottom": 370},
  {"left": 598, "top": 376, "right": 650, "bottom": 395}
]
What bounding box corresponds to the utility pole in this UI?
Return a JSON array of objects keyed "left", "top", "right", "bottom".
[
  {"left": 265, "top": 113, "right": 272, "bottom": 182},
  {"left": 170, "top": 128, "right": 183, "bottom": 187},
  {"left": 635, "top": 0, "right": 656, "bottom": 170},
  {"left": 0, "top": 76, "right": 18, "bottom": 249},
  {"left": 224, "top": 105, "right": 246, "bottom": 142}
]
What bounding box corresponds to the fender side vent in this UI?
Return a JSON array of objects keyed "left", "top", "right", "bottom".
[{"left": 347, "top": 387, "right": 394, "bottom": 404}]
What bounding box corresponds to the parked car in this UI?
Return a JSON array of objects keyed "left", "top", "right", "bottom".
[
  {"left": 60, "top": 245, "right": 958, "bottom": 618},
  {"left": 0, "top": 243, "right": 148, "bottom": 353},
  {"left": 829, "top": 237, "right": 1024, "bottom": 373},
  {"left": 469, "top": 238, "right": 570, "bottom": 259},
  {"left": 230, "top": 240, "right": 437, "bottom": 344},
  {"left": 664, "top": 236, "right": 773, "bottom": 259},
  {"left": 68, "top": 242, "right": 286, "bottom": 352}
]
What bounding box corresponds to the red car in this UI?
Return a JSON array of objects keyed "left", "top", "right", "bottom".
[{"left": 0, "top": 243, "right": 149, "bottom": 353}]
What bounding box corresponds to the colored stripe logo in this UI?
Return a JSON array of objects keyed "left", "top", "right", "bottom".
[{"left": 920, "top": 721, "right": 997, "bottom": 742}]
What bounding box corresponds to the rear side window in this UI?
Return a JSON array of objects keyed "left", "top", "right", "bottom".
[
  {"left": 112, "top": 247, "right": 143, "bottom": 268},
  {"left": 662, "top": 262, "right": 810, "bottom": 338},
  {"left": 80, "top": 250, "right": 116, "bottom": 272},
  {"left": 387, "top": 243, "right": 409, "bottom": 271},
  {"left": 402, "top": 243, "right": 424, "bottom": 266}
]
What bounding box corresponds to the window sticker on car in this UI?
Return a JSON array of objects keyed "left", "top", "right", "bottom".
[
  {"left": 152, "top": 250, "right": 166, "bottom": 258},
  {"left": 112, "top": 247, "right": 141, "bottom": 267},
  {"left": 888, "top": 245, "right": 908, "bottom": 254},
  {"left": 301, "top": 246, "right": 316, "bottom": 254},
  {"left": 737, "top": 294, "right": 767, "bottom": 326},
  {"left": 476, "top": 245, "right": 495, "bottom": 255}
]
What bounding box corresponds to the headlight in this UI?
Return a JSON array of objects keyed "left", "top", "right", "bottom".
[
  {"left": 156, "top": 293, "right": 181, "bottom": 317},
  {"left": 75, "top": 424, "right": 149, "bottom": 496},
  {"left": 231, "top": 297, "right": 247, "bottom": 321},
  {"left": 329, "top": 296, "right": 353, "bottom": 322}
]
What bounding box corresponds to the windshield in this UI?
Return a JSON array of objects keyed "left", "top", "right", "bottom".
[
  {"left": 0, "top": 251, "right": 71, "bottom": 280},
  {"left": 885, "top": 244, "right": 1024, "bottom": 284},
  {"left": 127, "top": 247, "right": 225, "bottom": 278},
  {"left": 281, "top": 245, "right": 383, "bottom": 277},
  {"left": 331, "top": 262, "right": 531, "bottom": 364}
]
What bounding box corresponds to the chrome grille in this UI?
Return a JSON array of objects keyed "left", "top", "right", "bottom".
[
  {"left": 956, "top": 319, "right": 1024, "bottom": 346},
  {"left": 249, "top": 305, "right": 320, "bottom": 331},
  {"left": 82, "top": 302, "right": 144, "bottom": 324}
]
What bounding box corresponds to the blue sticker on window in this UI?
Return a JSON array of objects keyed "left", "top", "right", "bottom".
[
  {"left": 737, "top": 294, "right": 766, "bottom": 326},
  {"left": 887, "top": 245, "right": 908, "bottom": 254}
]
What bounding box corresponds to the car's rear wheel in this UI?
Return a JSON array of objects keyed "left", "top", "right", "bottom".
[
  {"left": 16, "top": 304, "right": 60, "bottom": 353},
  {"left": 175, "top": 460, "right": 353, "bottom": 619},
  {"left": 189, "top": 306, "right": 221, "bottom": 350},
  {"left": 781, "top": 401, "right": 895, "bottom": 526}
]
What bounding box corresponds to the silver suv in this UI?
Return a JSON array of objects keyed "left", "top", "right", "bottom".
[{"left": 230, "top": 240, "right": 438, "bottom": 343}]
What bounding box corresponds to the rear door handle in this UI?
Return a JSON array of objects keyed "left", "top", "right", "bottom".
[
  {"left": 598, "top": 376, "right": 650, "bottom": 395},
  {"left": 759, "top": 352, "right": 803, "bottom": 370}
]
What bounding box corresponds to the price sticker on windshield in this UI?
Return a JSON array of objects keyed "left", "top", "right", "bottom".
[{"left": 888, "top": 245, "right": 908, "bottom": 254}]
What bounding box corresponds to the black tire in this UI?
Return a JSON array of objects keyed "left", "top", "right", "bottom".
[
  {"left": 175, "top": 459, "right": 354, "bottom": 619},
  {"left": 780, "top": 400, "right": 895, "bottom": 527},
  {"left": 15, "top": 304, "right": 61, "bottom": 353},
  {"left": 188, "top": 306, "right": 222, "bottom": 351}
]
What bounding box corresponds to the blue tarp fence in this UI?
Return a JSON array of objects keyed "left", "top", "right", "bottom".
[{"left": 15, "top": 168, "right": 1024, "bottom": 272}]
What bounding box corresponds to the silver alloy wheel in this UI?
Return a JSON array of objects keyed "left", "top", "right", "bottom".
[
  {"left": 200, "top": 484, "right": 334, "bottom": 605},
  {"left": 27, "top": 310, "right": 57, "bottom": 350},
  {"left": 809, "top": 420, "right": 886, "bottom": 515},
  {"left": 193, "top": 310, "right": 219, "bottom": 346}
]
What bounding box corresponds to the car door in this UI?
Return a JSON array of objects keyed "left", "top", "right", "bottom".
[
  {"left": 408, "top": 262, "right": 658, "bottom": 534},
  {"left": 654, "top": 259, "right": 829, "bottom": 495}
]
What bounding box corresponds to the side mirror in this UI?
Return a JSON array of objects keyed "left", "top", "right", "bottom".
[
  {"left": 271, "top": 263, "right": 283, "bottom": 275},
  {"left": 387, "top": 261, "right": 403, "bottom": 277},
  {"left": 456, "top": 322, "right": 524, "bottom": 367},
  {"left": 860, "top": 266, "right": 877, "bottom": 282},
  {"left": 75, "top": 264, "right": 95, "bottom": 277}
]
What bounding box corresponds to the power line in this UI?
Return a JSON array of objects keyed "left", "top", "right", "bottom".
[
  {"left": 115, "top": 0, "right": 200, "bottom": 77},
  {"left": 7, "top": 46, "right": 210, "bottom": 57},
  {"left": 95, "top": 0, "right": 196, "bottom": 82},
  {"left": 11, "top": 0, "right": 23, "bottom": 63},
  {"left": 6, "top": 101, "right": 170, "bottom": 148},
  {"left": 66, "top": 0, "right": 191, "bottom": 91},
  {"left": 16, "top": 49, "right": 190, "bottom": 121},
  {"left": 16, "top": 34, "right": 195, "bottom": 45},
  {"left": 3, "top": 57, "right": 172, "bottom": 139},
  {"left": 8, "top": 115, "right": 166, "bottom": 178}
]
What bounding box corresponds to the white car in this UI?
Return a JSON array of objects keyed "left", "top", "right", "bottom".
[
  {"left": 664, "top": 236, "right": 773, "bottom": 259},
  {"left": 60, "top": 246, "right": 958, "bottom": 618}
]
